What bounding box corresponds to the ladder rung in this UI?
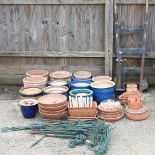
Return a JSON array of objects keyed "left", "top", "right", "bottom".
[
  {"left": 123, "top": 67, "right": 141, "bottom": 74},
  {"left": 117, "top": 28, "right": 144, "bottom": 35},
  {"left": 119, "top": 48, "right": 145, "bottom": 55}
]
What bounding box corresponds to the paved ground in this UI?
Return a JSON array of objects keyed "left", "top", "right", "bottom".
[{"left": 0, "top": 85, "right": 155, "bottom": 155}]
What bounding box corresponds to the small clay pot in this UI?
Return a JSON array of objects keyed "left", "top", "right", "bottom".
[
  {"left": 126, "top": 83, "right": 138, "bottom": 92},
  {"left": 127, "top": 94, "right": 142, "bottom": 110},
  {"left": 26, "top": 70, "right": 49, "bottom": 78}
]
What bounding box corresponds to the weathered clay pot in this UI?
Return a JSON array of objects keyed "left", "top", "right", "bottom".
[
  {"left": 126, "top": 83, "right": 138, "bottom": 92},
  {"left": 127, "top": 94, "right": 142, "bottom": 110},
  {"left": 119, "top": 91, "right": 142, "bottom": 105}
]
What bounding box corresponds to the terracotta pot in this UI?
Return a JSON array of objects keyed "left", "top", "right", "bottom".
[
  {"left": 26, "top": 70, "right": 49, "bottom": 78},
  {"left": 127, "top": 94, "right": 142, "bottom": 110},
  {"left": 126, "top": 83, "right": 138, "bottom": 92},
  {"left": 119, "top": 91, "right": 142, "bottom": 105},
  {"left": 23, "top": 77, "right": 47, "bottom": 89},
  {"left": 92, "top": 76, "right": 112, "bottom": 82},
  {"left": 39, "top": 102, "right": 67, "bottom": 111},
  {"left": 50, "top": 71, "right": 72, "bottom": 81},
  {"left": 74, "top": 71, "right": 91, "bottom": 79},
  {"left": 38, "top": 94, "right": 67, "bottom": 107},
  {"left": 39, "top": 107, "right": 67, "bottom": 114}
]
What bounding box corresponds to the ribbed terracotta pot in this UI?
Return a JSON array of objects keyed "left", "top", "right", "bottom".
[{"left": 127, "top": 94, "right": 142, "bottom": 110}]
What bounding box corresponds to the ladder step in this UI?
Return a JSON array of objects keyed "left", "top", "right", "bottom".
[
  {"left": 123, "top": 67, "right": 141, "bottom": 74},
  {"left": 119, "top": 48, "right": 145, "bottom": 55},
  {"left": 117, "top": 28, "right": 144, "bottom": 35}
]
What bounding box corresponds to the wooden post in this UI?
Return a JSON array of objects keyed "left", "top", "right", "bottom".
[{"left": 105, "top": 0, "right": 114, "bottom": 77}]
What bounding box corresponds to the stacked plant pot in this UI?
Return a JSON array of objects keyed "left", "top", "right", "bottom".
[
  {"left": 23, "top": 70, "right": 49, "bottom": 89},
  {"left": 92, "top": 75, "right": 112, "bottom": 82},
  {"left": 38, "top": 94, "right": 68, "bottom": 120},
  {"left": 125, "top": 94, "right": 149, "bottom": 121},
  {"left": 98, "top": 100, "right": 124, "bottom": 122}
]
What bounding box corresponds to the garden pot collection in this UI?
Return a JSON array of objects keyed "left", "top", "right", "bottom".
[{"left": 18, "top": 69, "right": 149, "bottom": 122}]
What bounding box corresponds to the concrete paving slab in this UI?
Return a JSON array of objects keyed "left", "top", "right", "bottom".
[{"left": 0, "top": 87, "right": 155, "bottom": 155}]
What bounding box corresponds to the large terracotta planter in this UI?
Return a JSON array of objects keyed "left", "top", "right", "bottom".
[{"left": 127, "top": 94, "right": 142, "bottom": 110}]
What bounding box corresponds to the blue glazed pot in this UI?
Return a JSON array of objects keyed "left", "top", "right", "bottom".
[
  {"left": 20, "top": 99, "right": 38, "bottom": 119},
  {"left": 71, "top": 77, "right": 92, "bottom": 90},
  {"left": 91, "top": 81, "right": 115, "bottom": 104}
]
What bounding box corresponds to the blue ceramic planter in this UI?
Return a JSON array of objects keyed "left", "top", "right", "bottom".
[
  {"left": 91, "top": 81, "right": 115, "bottom": 104},
  {"left": 20, "top": 104, "right": 38, "bottom": 119}
]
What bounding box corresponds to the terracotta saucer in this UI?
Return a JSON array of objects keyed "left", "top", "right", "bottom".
[
  {"left": 74, "top": 71, "right": 91, "bottom": 79},
  {"left": 98, "top": 109, "right": 123, "bottom": 115},
  {"left": 125, "top": 106, "right": 148, "bottom": 114},
  {"left": 50, "top": 71, "right": 72, "bottom": 79},
  {"left": 39, "top": 102, "right": 67, "bottom": 111},
  {"left": 38, "top": 94, "right": 67, "bottom": 107},
  {"left": 26, "top": 70, "right": 49, "bottom": 77},
  {"left": 98, "top": 113, "right": 124, "bottom": 122},
  {"left": 98, "top": 112, "right": 123, "bottom": 119},
  {"left": 39, "top": 107, "right": 67, "bottom": 114},
  {"left": 125, "top": 111, "right": 149, "bottom": 121},
  {"left": 40, "top": 111, "right": 67, "bottom": 120}
]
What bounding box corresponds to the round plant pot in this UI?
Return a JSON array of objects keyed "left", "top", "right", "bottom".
[
  {"left": 126, "top": 83, "right": 138, "bottom": 92},
  {"left": 19, "top": 99, "right": 38, "bottom": 119},
  {"left": 91, "top": 80, "right": 115, "bottom": 104},
  {"left": 92, "top": 76, "right": 112, "bottom": 82},
  {"left": 74, "top": 71, "right": 92, "bottom": 79}
]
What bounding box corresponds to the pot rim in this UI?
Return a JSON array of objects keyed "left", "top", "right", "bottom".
[
  {"left": 91, "top": 80, "right": 115, "bottom": 89},
  {"left": 69, "top": 89, "right": 93, "bottom": 96},
  {"left": 43, "top": 86, "right": 69, "bottom": 94},
  {"left": 23, "top": 77, "right": 47, "bottom": 84},
  {"left": 19, "top": 99, "right": 38, "bottom": 106},
  {"left": 19, "top": 87, "right": 43, "bottom": 96},
  {"left": 92, "top": 76, "right": 112, "bottom": 82},
  {"left": 26, "top": 70, "right": 49, "bottom": 77},
  {"left": 50, "top": 71, "right": 72, "bottom": 79}
]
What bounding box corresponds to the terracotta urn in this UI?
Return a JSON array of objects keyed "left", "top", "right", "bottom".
[{"left": 127, "top": 94, "right": 142, "bottom": 110}]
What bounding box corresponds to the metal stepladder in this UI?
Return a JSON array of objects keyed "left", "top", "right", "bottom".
[{"left": 115, "top": 0, "right": 149, "bottom": 92}]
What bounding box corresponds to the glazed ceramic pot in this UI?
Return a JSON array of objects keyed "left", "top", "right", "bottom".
[
  {"left": 92, "top": 76, "right": 112, "bottom": 82},
  {"left": 127, "top": 94, "right": 142, "bottom": 110},
  {"left": 126, "top": 83, "right": 138, "bottom": 92},
  {"left": 19, "top": 99, "right": 38, "bottom": 119}
]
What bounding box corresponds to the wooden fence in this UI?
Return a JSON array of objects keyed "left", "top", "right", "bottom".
[{"left": 0, "top": 0, "right": 155, "bottom": 85}]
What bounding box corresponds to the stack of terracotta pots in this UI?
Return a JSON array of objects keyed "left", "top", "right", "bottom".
[
  {"left": 125, "top": 93, "right": 149, "bottom": 121},
  {"left": 97, "top": 100, "right": 124, "bottom": 122},
  {"left": 38, "top": 94, "right": 68, "bottom": 119},
  {"left": 119, "top": 83, "right": 149, "bottom": 121},
  {"left": 23, "top": 70, "right": 49, "bottom": 89}
]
